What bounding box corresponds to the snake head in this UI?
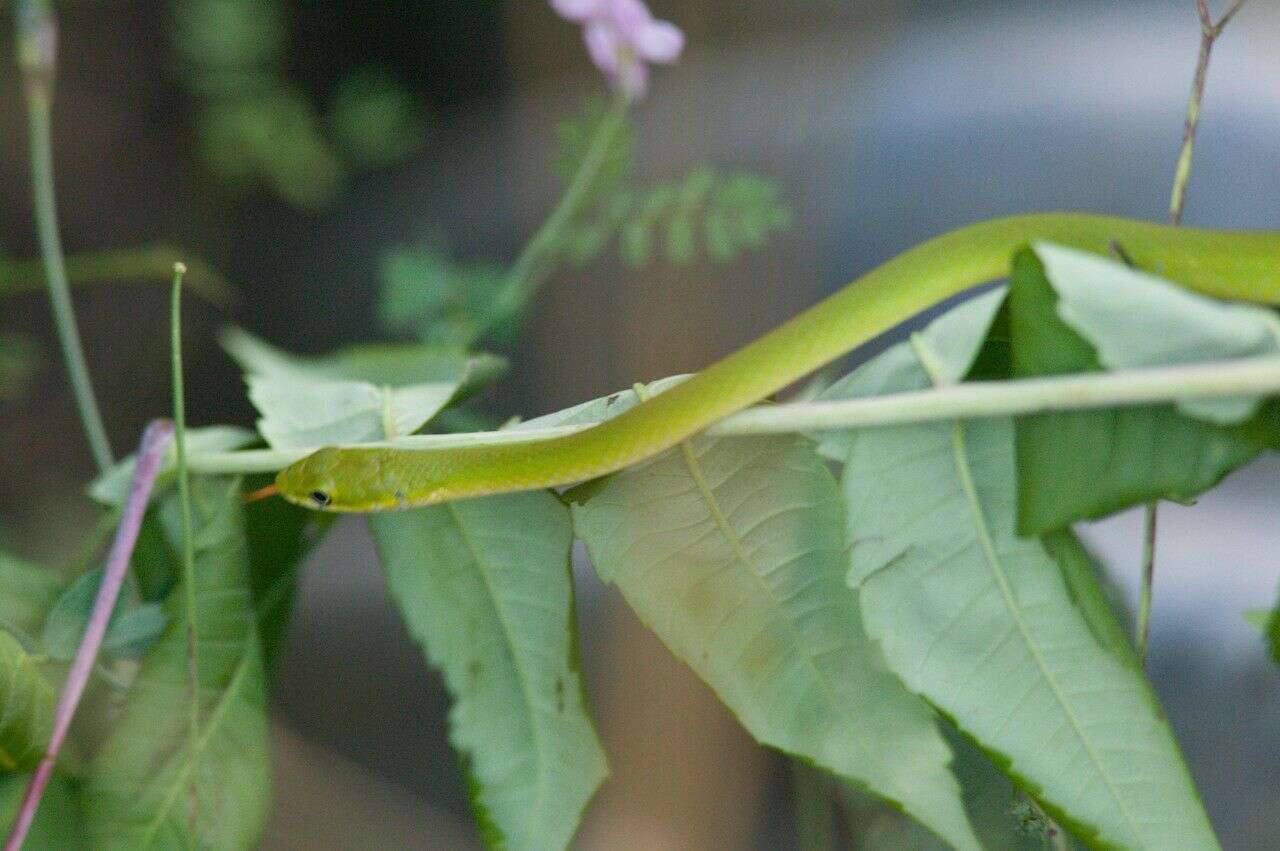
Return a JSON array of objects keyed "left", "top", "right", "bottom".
[
  {"left": 275, "top": 446, "right": 427, "bottom": 512},
  {"left": 275, "top": 448, "right": 344, "bottom": 511}
]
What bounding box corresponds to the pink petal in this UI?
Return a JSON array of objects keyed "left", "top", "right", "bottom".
[
  {"left": 607, "top": 0, "right": 654, "bottom": 34},
  {"left": 583, "top": 21, "right": 621, "bottom": 74},
  {"left": 550, "top": 0, "right": 604, "bottom": 23},
  {"left": 632, "top": 19, "right": 684, "bottom": 63}
]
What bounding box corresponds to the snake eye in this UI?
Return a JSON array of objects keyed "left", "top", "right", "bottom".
[{"left": 309, "top": 490, "right": 332, "bottom": 508}]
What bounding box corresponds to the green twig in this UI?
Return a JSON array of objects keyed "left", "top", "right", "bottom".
[
  {"left": 18, "top": 0, "right": 113, "bottom": 472},
  {"left": 0, "top": 246, "right": 236, "bottom": 307},
  {"left": 182, "top": 355, "right": 1280, "bottom": 475},
  {"left": 1169, "top": 0, "right": 1248, "bottom": 224},
  {"left": 171, "top": 262, "right": 201, "bottom": 836},
  {"left": 1142, "top": 0, "right": 1248, "bottom": 663},
  {"left": 1135, "top": 505, "right": 1158, "bottom": 661},
  {"left": 488, "top": 94, "right": 630, "bottom": 329}
]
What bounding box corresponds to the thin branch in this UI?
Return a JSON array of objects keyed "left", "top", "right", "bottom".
[
  {"left": 186, "top": 355, "right": 1280, "bottom": 475},
  {"left": 488, "top": 94, "right": 630, "bottom": 329},
  {"left": 171, "top": 263, "right": 202, "bottom": 836},
  {"left": 17, "top": 0, "right": 113, "bottom": 471},
  {"left": 1146, "top": 0, "right": 1248, "bottom": 664},
  {"left": 4, "top": 421, "right": 175, "bottom": 851},
  {"left": 1135, "top": 506, "right": 1159, "bottom": 661},
  {"left": 1170, "top": 0, "right": 1247, "bottom": 224}
]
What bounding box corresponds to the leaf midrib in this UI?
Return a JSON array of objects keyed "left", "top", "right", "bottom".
[
  {"left": 446, "top": 501, "right": 550, "bottom": 844},
  {"left": 947, "top": 420, "right": 1142, "bottom": 847},
  {"left": 675, "top": 439, "right": 845, "bottom": 719},
  {"left": 135, "top": 642, "right": 254, "bottom": 847}
]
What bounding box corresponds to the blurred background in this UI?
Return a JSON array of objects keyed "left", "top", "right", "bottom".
[{"left": 1, "top": 0, "right": 1278, "bottom": 847}]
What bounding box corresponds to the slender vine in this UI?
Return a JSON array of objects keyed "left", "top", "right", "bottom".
[
  {"left": 207, "top": 355, "right": 1280, "bottom": 476},
  {"left": 3, "top": 421, "right": 174, "bottom": 851},
  {"left": 16, "top": 0, "right": 114, "bottom": 472},
  {"left": 171, "top": 263, "right": 202, "bottom": 835},
  {"left": 1139, "top": 0, "right": 1248, "bottom": 664}
]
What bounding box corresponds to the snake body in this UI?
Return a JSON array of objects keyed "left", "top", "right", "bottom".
[{"left": 276, "top": 213, "right": 1280, "bottom": 511}]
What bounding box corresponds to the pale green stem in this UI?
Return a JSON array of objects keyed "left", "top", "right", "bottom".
[
  {"left": 186, "top": 355, "right": 1280, "bottom": 475},
  {"left": 171, "top": 263, "right": 201, "bottom": 836},
  {"left": 19, "top": 0, "right": 113, "bottom": 471},
  {"left": 0, "top": 246, "right": 235, "bottom": 306},
  {"left": 488, "top": 94, "right": 630, "bottom": 326}
]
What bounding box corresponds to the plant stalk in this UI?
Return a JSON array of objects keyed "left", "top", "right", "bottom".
[
  {"left": 3, "top": 421, "right": 174, "bottom": 851},
  {"left": 488, "top": 94, "right": 630, "bottom": 328},
  {"left": 1142, "top": 0, "right": 1248, "bottom": 663},
  {"left": 18, "top": 0, "right": 114, "bottom": 471},
  {"left": 171, "top": 263, "right": 202, "bottom": 835},
  {"left": 185, "top": 354, "right": 1280, "bottom": 475},
  {"left": 0, "top": 246, "right": 235, "bottom": 306}
]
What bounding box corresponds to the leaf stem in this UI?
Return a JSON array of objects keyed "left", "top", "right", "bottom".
[
  {"left": 171, "top": 263, "right": 202, "bottom": 836},
  {"left": 4, "top": 420, "right": 174, "bottom": 851},
  {"left": 488, "top": 94, "right": 630, "bottom": 329},
  {"left": 17, "top": 0, "right": 113, "bottom": 472},
  {"left": 187, "top": 355, "right": 1280, "bottom": 475},
  {"left": 0, "top": 246, "right": 235, "bottom": 307}
]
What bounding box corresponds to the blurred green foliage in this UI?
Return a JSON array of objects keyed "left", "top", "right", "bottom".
[
  {"left": 175, "top": 0, "right": 424, "bottom": 209},
  {"left": 377, "top": 98, "right": 792, "bottom": 356},
  {"left": 0, "top": 333, "right": 40, "bottom": 400},
  {"left": 556, "top": 100, "right": 793, "bottom": 269},
  {"left": 378, "top": 247, "right": 515, "bottom": 349}
]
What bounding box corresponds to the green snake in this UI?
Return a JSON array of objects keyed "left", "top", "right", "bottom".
[{"left": 276, "top": 213, "right": 1280, "bottom": 512}]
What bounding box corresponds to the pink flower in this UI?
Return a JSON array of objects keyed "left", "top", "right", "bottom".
[{"left": 550, "top": 0, "right": 685, "bottom": 98}]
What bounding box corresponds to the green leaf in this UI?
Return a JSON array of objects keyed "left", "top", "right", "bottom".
[
  {"left": 41, "top": 569, "right": 166, "bottom": 662},
  {"left": 512, "top": 374, "right": 691, "bottom": 431},
  {"left": 0, "top": 552, "right": 65, "bottom": 640},
  {"left": 85, "top": 477, "right": 270, "bottom": 850},
  {"left": 328, "top": 68, "right": 424, "bottom": 167},
  {"left": 1009, "top": 248, "right": 1262, "bottom": 535},
  {"left": 832, "top": 302, "right": 1218, "bottom": 849},
  {"left": 1035, "top": 242, "right": 1280, "bottom": 423},
  {"left": 370, "top": 492, "right": 607, "bottom": 851},
  {"left": 665, "top": 211, "right": 696, "bottom": 265},
  {"left": 572, "top": 435, "right": 981, "bottom": 851},
  {"left": 1251, "top": 598, "right": 1280, "bottom": 666},
  {"left": 0, "top": 772, "right": 86, "bottom": 847},
  {"left": 222, "top": 329, "right": 478, "bottom": 448},
  {"left": 100, "top": 604, "right": 169, "bottom": 661},
  {"left": 243, "top": 472, "right": 331, "bottom": 670},
  {"left": 1041, "top": 531, "right": 1135, "bottom": 664},
  {"left": 195, "top": 85, "right": 347, "bottom": 210},
  {"left": 1243, "top": 609, "right": 1269, "bottom": 632},
  {"left": 0, "top": 630, "right": 54, "bottom": 772},
  {"left": 813, "top": 287, "right": 1008, "bottom": 462},
  {"left": 609, "top": 169, "right": 793, "bottom": 269},
  {"left": 90, "top": 426, "right": 257, "bottom": 506},
  {"left": 377, "top": 246, "right": 518, "bottom": 347}
]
